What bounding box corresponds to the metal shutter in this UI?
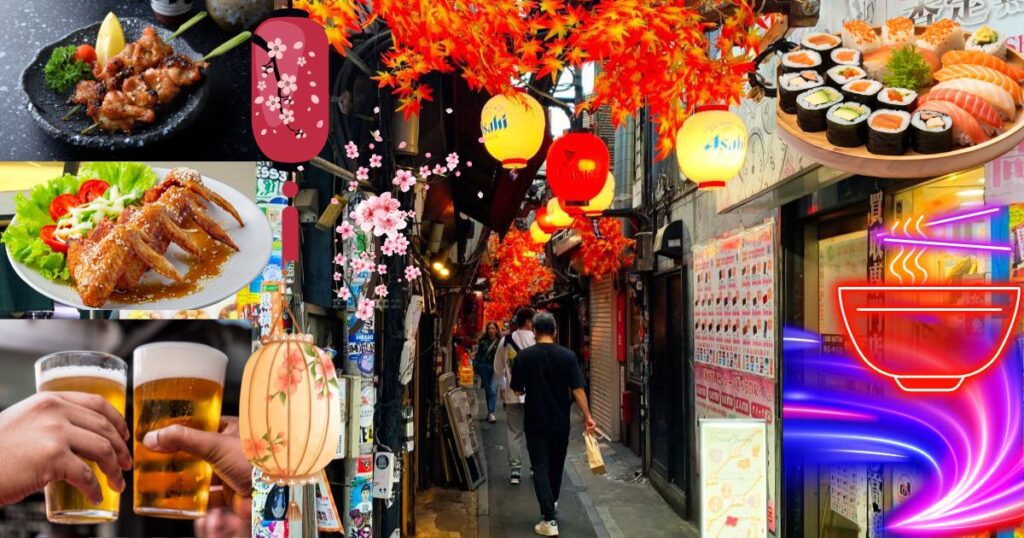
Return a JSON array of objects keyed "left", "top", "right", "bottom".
[{"left": 589, "top": 277, "right": 620, "bottom": 441}]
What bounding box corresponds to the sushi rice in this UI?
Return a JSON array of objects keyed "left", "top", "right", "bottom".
[
  {"left": 826, "top": 102, "right": 871, "bottom": 147},
  {"left": 831, "top": 48, "right": 861, "bottom": 67},
  {"left": 841, "top": 79, "right": 883, "bottom": 104},
  {"left": 826, "top": 65, "right": 867, "bottom": 88},
  {"left": 797, "top": 86, "right": 844, "bottom": 132},
  {"left": 782, "top": 49, "right": 823, "bottom": 73},
  {"left": 910, "top": 109, "right": 954, "bottom": 154},
  {"left": 780, "top": 71, "right": 825, "bottom": 114},
  {"left": 867, "top": 109, "right": 911, "bottom": 155},
  {"left": 877, "top": 87, "right": 918, "bottom": 112}
]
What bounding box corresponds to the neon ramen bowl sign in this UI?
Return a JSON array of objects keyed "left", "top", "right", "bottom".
[{"left": 837, "top": 285, "right": 1021, "bottom": 393}]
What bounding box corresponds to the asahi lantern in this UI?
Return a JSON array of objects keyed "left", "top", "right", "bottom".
[
  {"left": 481, "top": 93, "right": 546, "bottom": 169},
  {"left": 251, "top": 9, "right": 330, "bottom": 165},
  {"left": 545, "top": 198, "right": 575, "bottom": 228},
  {"left": 530, "top": 221, "right": 552, "bottom": 243},
  {"left": 240, "top": 333, "right": 341, "bottom": 484},
  {"left": 675, "top": 106, "right": 748, "bottom": 189}
]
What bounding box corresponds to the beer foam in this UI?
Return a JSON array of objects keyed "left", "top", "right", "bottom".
[
  {"left": 133, "top": 342, "right": 228, "bottom": 387},
  {"left": 36, "top": 365, "right": 127, "bottom": 391}
]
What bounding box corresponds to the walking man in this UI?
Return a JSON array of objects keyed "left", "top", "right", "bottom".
[
  {"left": 510, "top": 311, "right": 597, "bottom": 537},
  {"left": 494, "top": 307, "right": 536, "bottom": 485}
]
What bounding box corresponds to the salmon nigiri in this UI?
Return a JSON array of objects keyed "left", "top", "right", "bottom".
[
  {"left": 917, "top": 100, "right": 991, "bottom": 146},
  {"left": 919, "top": 88, "right": 1004, "bottom": 129},
  {"left": 932, "top": 78, "right": 1016, "bottom": 120},
  {"left": 933, "top": 64, "right": 1024, "bottom": 104},
  {"left": 941, "top": 50, "right": 1024, "bottom": 82}
]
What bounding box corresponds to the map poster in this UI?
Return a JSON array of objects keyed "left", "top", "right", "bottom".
[
  {"left": 699, "top": 419, "right": 768, "bottom": 538},
  {"left": 695, "top": 363, "right": 777, "bottom": 534}
]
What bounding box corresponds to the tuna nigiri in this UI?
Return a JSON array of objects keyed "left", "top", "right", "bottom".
[
  {"left": 919, "top": 88, "right": 1003, "bottom": 129},
  {"left": 917, "top": 100, "right": 991, "bottom": 146},
  {"left": 931, "top": 78, "right": 1016, "bottom": 120},
  {"left": 941, "top": 50, "right": 1024, "bottom": 82},
  {"left": 933, "top": 64, "right": 1024, "bottom": 104}
]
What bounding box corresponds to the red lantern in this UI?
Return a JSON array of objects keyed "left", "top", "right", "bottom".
[
  {"left": 535, "top": 205, "right": 557, "bottom": 234},
  {"left": 546, "top": 132, "right": 610, "bottom": 207},
  {"left": 252, "top": 9, "right": 330, "bottom": 165}
]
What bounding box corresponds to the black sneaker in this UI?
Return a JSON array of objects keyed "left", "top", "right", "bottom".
[{"left": 510, "top": 469, "right": 521, "bottom": 485}]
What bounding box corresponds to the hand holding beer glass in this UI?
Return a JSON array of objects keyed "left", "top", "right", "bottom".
[
  {"left": 34, "top": 351, "right": 130, "bottom": 523},
  {"left": 133, "top": 342, "right": 228, "bottom": 519}
]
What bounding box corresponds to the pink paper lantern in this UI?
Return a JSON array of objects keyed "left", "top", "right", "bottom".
[{"left": 252, "top": 10, "right": 329, "bottom": 164}]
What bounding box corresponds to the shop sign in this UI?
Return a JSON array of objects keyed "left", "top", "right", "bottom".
[
  {"left": 699, "top": 418, "right": 769, "bottom": 538},
  {"left": 987, "top": 142, "right": 1024, "bottom": 205},
  {"left": 616, "top": 292, "right": 627, "bottom": 362}
]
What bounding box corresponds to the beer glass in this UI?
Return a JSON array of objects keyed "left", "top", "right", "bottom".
[
  {"left": 35, "top": 351, "right": 127, "bottom": 524},
  {"left": 133, "top": 342, "right": 227, "bottom": 519}
]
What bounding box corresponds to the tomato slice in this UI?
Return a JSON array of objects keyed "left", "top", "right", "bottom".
[
  {"left": 74, "top": 44, "right": 97, "bottom": 65},
  {"left": 49, "top": 193, "right": 82, "bottom": 221},
  {"left": 40, "top": 225, "right": 67, "bottom": 254},
  {"left": 77, "top": 179, "right": 109, "bottom": 203}
]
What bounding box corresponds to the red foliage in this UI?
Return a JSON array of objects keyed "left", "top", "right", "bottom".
[
  {"left": 484, "top": 229, "right": 554, "bottom": 323},
  {"left": 299, "top": 0, "right": 762, "bottom": 157},
  {"left": 571, "top": 218, "right": 634, "bottom": 280}
]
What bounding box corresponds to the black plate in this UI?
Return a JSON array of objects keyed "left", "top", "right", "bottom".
[{"left": 20, "top": 17, "right": 209, "bottom": 150}]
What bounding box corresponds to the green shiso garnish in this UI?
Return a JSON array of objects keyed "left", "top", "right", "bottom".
[{"left": 883, "top": 46, "right": 932, "bottom": 90}]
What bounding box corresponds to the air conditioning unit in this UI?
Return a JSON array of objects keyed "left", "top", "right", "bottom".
[
  {"left": 634, "top": 232, "right": 654, "bottom": 271},
  {"left": 551, "top": 229, "right": 582, "bottom": 257}
]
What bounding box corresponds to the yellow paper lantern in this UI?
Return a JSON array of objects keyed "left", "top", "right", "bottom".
[
  {"left": 546, "top": 198, "right": 575, "bottom": 228},
  {"left": 481, "top": 93, "right": 546, "bottom": 169},
  {"left": 240, "top": 333, "right": 341, "bottom": 484},
  {"left": 674, "top": 106, "right": 748, "bottom": 189},
  {"left": 581, "top": 172, "right": 615, "bottom": 216},
  {"left": 530, "top": 221, "right": 552, "bottom": 243}
]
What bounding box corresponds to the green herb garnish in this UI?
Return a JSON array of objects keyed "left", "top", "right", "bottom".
[
  {"left": 883, "top": 45, "right": 932, "bottom": 90},
  {"left": 43, "top": 45, "right": 92, "bottom": 94}
]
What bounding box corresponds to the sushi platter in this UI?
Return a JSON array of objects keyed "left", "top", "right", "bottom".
[{"left": 775, "top": 18, "right": 1024, "bottom": 179}]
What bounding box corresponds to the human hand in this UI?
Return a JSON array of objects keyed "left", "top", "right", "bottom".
[
  {"left": 194, "top": 506, "right": 248, "bottom": 538},
  {"left": 142, "top": 416, "right": 252, "bottom": 519},
  {"left": 0, "top": 392, "right": 131, "bottom": 506},
  {"left": 584, "top": 415, "right": 597, "bottom": 434}
]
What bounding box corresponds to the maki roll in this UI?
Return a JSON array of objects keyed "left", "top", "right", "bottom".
[
  {"left": 911, "top": 109, "right": 953, "bottom": 154},
  {"left": 876, "top": 87, "right": 918, "bottom": 112},
  {"left": 826, "top": 65, "right": 867, "bottom": 88},
  {"left": 966, "top": 25, "right": 1006, "bottom": 59},
  {"left": 867, "top": 109, "right": 911, "bottom": 155},
  {"left": 802, "top": 33, "right": 842, "bottom": 68},
  {"left": 782, "top": 50, "right": 823, "bottom": 74},
  {"left": 779, "top": 70, "right": 825, "bottom": 114},
  {"left": 841, "top": 79, "right": 882, "bottom": 104},
  {"left": 796, "top": 87, "right": 844, "bottom": 132},
  {"left": 826, "top": 102, "right": 870, "bottom": 147},
  {"left": 831, "top": 48, "right": 861, "bottom": 67}
]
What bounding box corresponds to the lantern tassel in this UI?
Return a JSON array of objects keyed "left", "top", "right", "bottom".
[{"left": 287, "top": 499, "right": 302, "bottom": 522}]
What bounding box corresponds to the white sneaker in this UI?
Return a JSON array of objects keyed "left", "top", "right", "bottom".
[{"left": 534, "top": 520, "right": 559, "bottom": 536}]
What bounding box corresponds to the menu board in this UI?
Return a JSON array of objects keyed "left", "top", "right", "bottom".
[
  {"left": 830, "top": 464, "right": 868, "bottom": 533},
  {"left": 693, "top": 221, "right": 776, "bottom": 378},
  {"left": 699, "top": 419, "right": 768, "bottom": 538}
]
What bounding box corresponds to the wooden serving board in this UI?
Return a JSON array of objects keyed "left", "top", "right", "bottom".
[{"left": 776, "top": 29, "right": 1024, "bottom": 179}]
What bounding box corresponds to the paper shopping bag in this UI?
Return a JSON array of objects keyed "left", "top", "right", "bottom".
[{"left": 584, "top": 432, "right": 606, "bottom": 475}]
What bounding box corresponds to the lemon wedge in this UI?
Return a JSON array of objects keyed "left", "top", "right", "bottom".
[{"left": 95, "top": 12, "right": 125, "bottom": 67}]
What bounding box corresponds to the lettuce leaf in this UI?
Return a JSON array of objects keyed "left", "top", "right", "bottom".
[{"left": 1, "top": 162, "right": 158, "bottom": 283}]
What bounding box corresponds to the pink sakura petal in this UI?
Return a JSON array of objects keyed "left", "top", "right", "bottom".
[{"left": 398, "top": 141, "right": 407, "bottom": 149}]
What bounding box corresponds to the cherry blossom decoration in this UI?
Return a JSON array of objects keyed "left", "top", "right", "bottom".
[
  {"left": 332, "top": 132, "right": 473, "bottom": 320},
  {"left": 252, "top": 9, "right": 329, "bottom": 164}
]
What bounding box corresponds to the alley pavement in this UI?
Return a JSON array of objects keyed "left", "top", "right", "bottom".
[{"left": 476, "top": 390, "right": 697, "bottom": 538}]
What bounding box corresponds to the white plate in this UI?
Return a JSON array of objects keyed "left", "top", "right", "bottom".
[{"left": 6, "top": 168, "right": 273, "bottom": 311}]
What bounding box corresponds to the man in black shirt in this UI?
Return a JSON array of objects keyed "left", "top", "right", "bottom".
[{"left": 510, "top": 311, "right": 597, "bottom": 536}]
